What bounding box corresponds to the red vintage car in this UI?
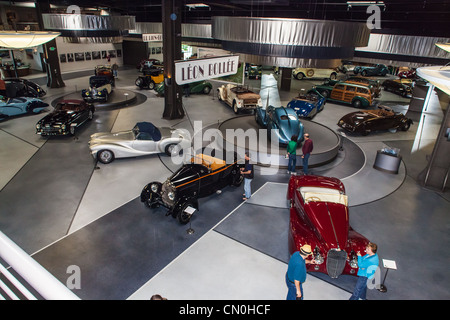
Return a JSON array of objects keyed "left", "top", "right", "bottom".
[
  {"left": 287, "top": 175, "right": 370, "bottom": 278},
  {"left": 398, "top": 69, "right": 416, "bottom": 79}
]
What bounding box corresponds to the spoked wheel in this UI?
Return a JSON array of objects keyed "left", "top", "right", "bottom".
[
  {"left": 177, "top": 202, "right": 195, "bottom": 225},
  {"left": 97, "top": 149, "right": 115, "bottom": 164},
  {"left": 144, "top": 192, "right": 159, "bottom": 208}
]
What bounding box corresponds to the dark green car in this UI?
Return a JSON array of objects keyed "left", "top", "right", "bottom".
[{"left": 155, "top": 81, "right": 212, "bottom": 96}]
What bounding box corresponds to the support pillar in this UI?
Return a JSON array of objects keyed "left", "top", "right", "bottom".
[
  {"left": 279, "top": 67, "right": 292, "bottom": 91},
  {"left": 162, "top": 0, "right": 184, "bottom": 120}
]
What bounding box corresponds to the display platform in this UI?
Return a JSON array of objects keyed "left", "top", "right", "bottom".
[
  {"left": 51, "top": 89, "right": 137, "bottom": 109},
  {"left": 217, "top": 115, "right": 341, "bottom": 167}
]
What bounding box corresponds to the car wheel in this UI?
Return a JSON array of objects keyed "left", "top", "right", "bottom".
[
  {"left": 401, "top": 121, "right": 411, "bottom": 131},
  {"left": 295, "top": 72, "right": 305, "bottom": 80},
  {"left": 165, "top": 143, "right": 182, "bottom": 157},
  {"left": 97, "top": 149, "right": 115, "bottom": 164},
  {"left": 88, "top": 110, "right": 94, "bottom": 120},
  {"left": 217, "top": 89, "right": 222, "bottom": 101},
  {"left": 135, "top": 78, "right": 143, "bottom": 88},
  {"left": 352, "top": 99, "right": 362, "bottom": 108},
  {"left": 70, "top": 126, "right": 76, "bottom": 136},
  {"left": 177, "top": 201, "right": 195, "bottom": 225},
  {"left": 148, "top": 81, "right": 156, "bottom": 90},
  {"left": 203, "top": 86, "right": 211, "bottom": 94},
  {"left": 320, "top": 90, "right": 330, "bottom": 98},
  {"left": 330, "top": 72, "right": 337, "bottom": 80},
  {"left": 361, "top": 70, "right": 368, "bottom": 77},
  {"left": 232, "top": 172, "right": 244, "bottom": 187},
  {"left": 143, "top": 192, "right": 159, "bottom": 209}
]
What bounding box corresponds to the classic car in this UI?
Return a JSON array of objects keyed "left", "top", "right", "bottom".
[
  {"left": 35, "top": 99, "right": 95, "bottom": 136},
  {"left": 0, "top": 97, "right": 48, "bottom": 121},
  {"left": 89, "top": 122, "right": 190, "bottom": 164},
  {"left": 141, "top": 152, "right": 243, "bottom": 224},
  {"left": 137, "top": 59, "right": 163, "bottom": 72},
  {"left": 4, "top": 78, "right": 46, "bottom": 98},
  {"left": 287, "top": 175, "right": 371, "bottom": 278},
  {"left": 337, "top": 105, "right": 413, "bottom": 135},
  {"left": 343, "top": 76, "right": 381, "bottom": 98},
  {"left": 155, "top": 80, "right": 212, "bottom": 96},
  {"left": 292, "top": 67, "right": 338, "bottom": 80},
  {"left": 382, "top": 79, "right": 413, "bottom": 97},
  {"left": 217, "top": 84, "right": 263, "bottom": 114},
  {"left": 247, "top": 65, "right": 262, "bottom": 79},
  {"left": 286, "top": 92, "right": 326, "bottom": 119},
  {"left": 398, "top": 68, "right": 416, "bottom": 79},
  {"left": 255, "top": 105, "right": 304, "bottom": 145},
  {"left": 94, "top": 65, "right": 115, "bottom": 86},
  {"left": 353, "top": 64, "right": 389, "bottom": 77},
  {"left": 81, "top": 76, "right": 113, "bottom": 102},
  {"left": 135, "top": 68, "right": 164, "bottom": 90},
  {"left": 337, "top": 61, "right": 356, "bottom": 74},
  {"left": 309, "top": 82, "right": 374, "bottom": 108}
]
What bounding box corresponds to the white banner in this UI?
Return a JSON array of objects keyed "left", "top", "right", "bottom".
[{"left": 175, "top": 55, "right": 239, "bottom": 85}]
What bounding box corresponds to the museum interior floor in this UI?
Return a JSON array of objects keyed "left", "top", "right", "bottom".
[{"left": 0, "top": 66, "right": 449, "bottom": 300}]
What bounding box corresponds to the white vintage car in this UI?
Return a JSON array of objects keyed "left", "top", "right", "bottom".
[
  {"left": 81, "top": 76, "right": 113, "bottom": 102},
  {"left": 217, "top": 84, "right": 262, "bottom": 114},
  {"left": 292, "top": 68, "right": 338, "bottom": 80},
  {"left": 89, "top": 122, "right": 190, "bottom": 164}
]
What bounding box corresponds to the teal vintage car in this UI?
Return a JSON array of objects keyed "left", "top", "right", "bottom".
[{"left": 155, "top": 81, "right": 212, "bottom": 96}]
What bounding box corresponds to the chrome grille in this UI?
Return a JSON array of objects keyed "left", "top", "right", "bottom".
[
  {"left": 161, "top": 181, "right": 175, "bottom": 207},
  {"left": 326, "top": 250, "right": 347, "bottom": 278}
]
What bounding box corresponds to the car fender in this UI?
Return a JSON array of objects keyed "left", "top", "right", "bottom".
[{"left": 140, "top": 182, "right": 162, "bottom": 202}]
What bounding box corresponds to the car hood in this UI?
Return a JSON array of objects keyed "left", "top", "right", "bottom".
[
  {"left": 169, "top": 164, "right": 200, "bottom": 189},
  {"left": 39, "top": 111, "right": 75, "bottom": 124},
  {"left": 90, "top": 130, "right": 135, "bottom": 144},
  {"left": 304, "top": 201, "right": 349, "bottom": 250}
]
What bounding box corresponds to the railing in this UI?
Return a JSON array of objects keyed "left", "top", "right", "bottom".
[{"left": 0, "top": 231, "right": 80, "bottom": 300}]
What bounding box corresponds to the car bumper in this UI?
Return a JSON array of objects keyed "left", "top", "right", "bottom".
[{"left": 36, "top": 128, "right": 71, "bottom": 136}]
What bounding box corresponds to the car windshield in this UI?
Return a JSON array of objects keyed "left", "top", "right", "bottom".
[
  {"left": 299, "top": 186, "right": 348, "bottom": 206},
  {"left": 56, "top": 103, "right": 82, "bottom": 112},
  {"left": 280, "top": 114, "right": 297, "bottom": 121}
]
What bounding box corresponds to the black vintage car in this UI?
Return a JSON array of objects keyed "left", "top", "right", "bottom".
[
  {"left": 141, "top": 153, "right": 244, "bottom": 224},
  {"left": 382, "top": 79, "right": 413, "bottom": 97},
  {"left": 81, "top": 76, "right": 113, "bottom": 102},
  {"left": 4, "top": 78, "right": 46, "bottom": 98},
  {"left": 337, "top": 105, "right": 413, "bottom": 136},
  {"left": 36, "top": 99, "right": 95, "bottom": 136}
]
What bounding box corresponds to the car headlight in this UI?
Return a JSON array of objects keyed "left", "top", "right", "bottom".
[
  {"left": 61, "top": 124, "right": 66, "bottom": 130},
  {"left": 168, "top": 191, "right": 175, "bottom": 201},
  {"left": 349, "top": 251, "right": 358, "bottom": 268},
  {"left": 36, "top": 124, "right": 41, "bottom": 129},
  {"left": 313, "top": 247, "right": 324, "bottom": 265},
  {"left": 151, "top": 183, "right": 159, "bottom": 192}
]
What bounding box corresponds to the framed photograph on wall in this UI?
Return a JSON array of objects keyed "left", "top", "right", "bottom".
[
  {"left": 85, "top": 52, "right": 91, "bottom": 60},
  {"left": 67, "top": 53, "right": 74, "bottom": 62},
  {"left": 75, "top": 52, "right": 85, "bottom": 61},
  {"left": 101, "top": 51, "right": 107, "bottom": 59},
  {"left": 108, "top": 50, "right": 116, "bottom": 58},
  {"left": 116, "top": 49, "right": 122, "bottom": 57},
  {"left": 92, "top": 51, "right": 101, "bottom": 60},
  {"left": 59, "top": 53, "right": 67, "bottom": 63}
]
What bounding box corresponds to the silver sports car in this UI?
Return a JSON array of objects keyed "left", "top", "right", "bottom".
[{"left": 89, "top": 122, "right": 190, "bottom": 164}]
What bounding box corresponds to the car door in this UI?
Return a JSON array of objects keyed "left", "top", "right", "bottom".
[
  {"left": 132, "top": 132, "right": 157, "bottom": 152},
  {"left": 330, "top": 84, "right": 345, "bottom": 101},
  {"left": 343, "top": 85, "right": 356, "bottom": 103}
]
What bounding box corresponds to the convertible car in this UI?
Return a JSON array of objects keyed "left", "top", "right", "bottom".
[
  {"left": 287, "top": 175, "right": 371, "bottom": 278},
  {"left": 255, "top": 105, "right": 304, "bottom": 145},
  {"left": 217, "top": 84, "right": 263, "bottom": 114},
  {"left": 141, "top": 153, "right": 243, "bottom": 224},
  {"left": 82, "top": 76, "right": 113, "bottom": 102},
  {"left": 154, "top": 80, "right": 212, "bottom": 96},
  {"left": 4, "top": 78, "right": 46, "bottom": 98},
  {"left": 247, "top": 65, "right": 262, "bottom": 79},
  {"left": 94, "top": 65, "right": 115, "bottom": 86},
  {"left": 36, "top": 99, "right": 95, "bottom": 136},
  {"left": 353, "top": 64, "right": 388, "bottom": 77},
  {"left": 286, "top": 92, "right": 326, "bottom": 119},
  {"left": 337, "top": 105, "right": 413, "bottom": 135},
  {"left": 89, "top": 122, "right": 190, "bottom": 164},
  {"left": 0, "top": 97, "right": 48, "bottom": 121},
  {"left": 292, "top": 67, "right": 338, "bottom": 80}
]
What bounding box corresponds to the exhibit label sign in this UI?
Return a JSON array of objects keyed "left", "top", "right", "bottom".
[
  {"left": 175, "top": 55, "right": 239, "bottom": 85},
  {"left": 143, "top": 33, "right": 163, "bottom": 42}
]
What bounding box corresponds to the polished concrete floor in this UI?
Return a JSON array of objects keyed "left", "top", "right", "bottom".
[{"left": 0, "top": 67, "right": 449, "bottom": 300}]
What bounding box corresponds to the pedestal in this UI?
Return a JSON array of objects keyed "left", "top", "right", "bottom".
[{"left": 373, "top": 150, "right": 402, "bottom": 174}]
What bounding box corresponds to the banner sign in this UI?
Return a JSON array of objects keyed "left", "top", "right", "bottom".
[
  {"left": 175, "top": 55, "right": 239, "bottom": 85},
  {"left": 143, "top": 33, "right": 162, "bottom": 42}
]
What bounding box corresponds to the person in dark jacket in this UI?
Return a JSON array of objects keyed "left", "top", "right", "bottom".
[
  {"left": 301, "top": 133, "right": 313, "bottom": 175},
  {"left": 240, "top": 151, "right": 253, "bottom": 200}
]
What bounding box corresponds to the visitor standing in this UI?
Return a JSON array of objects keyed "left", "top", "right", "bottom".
[
  {"left": 301, "top": 133, "right": 313, "bottom": 175},
  {"left": 240, "top": 151, "right": 253, "bottom": 200},
  {"left": 287, "top": 135, "right": 298, "bottom": 174},
  {"left": 349, "top": 242, "right": 379, "bottom": 300},
  {"left": 285, "top": 244, "right": 316, "bottom": 300}
]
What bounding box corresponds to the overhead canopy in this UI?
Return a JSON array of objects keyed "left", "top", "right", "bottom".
[
  {"left": 135, "top": 122, "right": 162, "bottom": 141},
  {"left": 0, "top": 31, "right": 60, "bottom": 49}
]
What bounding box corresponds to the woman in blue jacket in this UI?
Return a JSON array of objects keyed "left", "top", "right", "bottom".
[{"left": 350, "top": 242, "right": 379, "bottom": 300}]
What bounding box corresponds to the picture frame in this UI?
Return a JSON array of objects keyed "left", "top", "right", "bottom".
[{"left": 59, "top": 53, "right": 67, "bottom": 63}]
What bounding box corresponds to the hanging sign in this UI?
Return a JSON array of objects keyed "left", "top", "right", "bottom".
[
  {"left": 175, "top": 55, "right": 239, "bottom": 85},
  {"left": 142, "top": 34, "right": 163, "bottom": 42}
]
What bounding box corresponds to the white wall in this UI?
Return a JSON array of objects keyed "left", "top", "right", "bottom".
[{"left": 56, "top": 37, "right": 123, "bottom": 73}]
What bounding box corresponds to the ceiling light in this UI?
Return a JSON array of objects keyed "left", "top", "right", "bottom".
[{"left": 0, "top": 31, "right": 60, "bottom": 49}]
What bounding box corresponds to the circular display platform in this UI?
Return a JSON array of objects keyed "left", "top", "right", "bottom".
[
  {"left": 217, "top": 115, "right": 341, "bottom": 167},
  {"left": 52, "top": 89, "right": 137, "bottom": 109}
]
